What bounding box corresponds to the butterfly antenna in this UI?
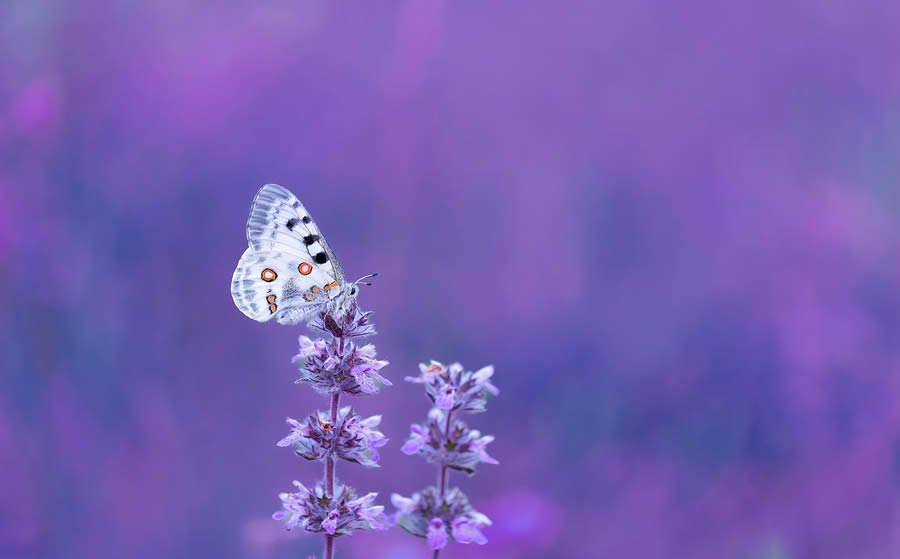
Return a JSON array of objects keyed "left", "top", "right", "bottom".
[{"left": 354, "top": 272, "right": 378, "bottom": 287}]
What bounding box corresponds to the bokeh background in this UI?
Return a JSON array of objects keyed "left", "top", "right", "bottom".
[{"left": 3, "top": 2, "right": 900, "bottom": 558}]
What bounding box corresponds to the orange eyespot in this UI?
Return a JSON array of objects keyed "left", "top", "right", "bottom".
[
  {"left": 269, "top": 303, "right": 278, "bottom": 314},
  {"left": 304, "top": 294, "right": 315, "bottom": 301},
  {"left": 261, "top": 268, "right": 277, "bottom": 282},
  {"left": 266, "top": 294, "right": 276, "bottom": 303},
  {"left": 298, "top": 262, "right": 312, "bottom": 275},
  {"left": 324, "top": 281, "right": 339, "bottom": 291},
  {"left": 311, "top": 286, "right": 320, "bottom": 293}
]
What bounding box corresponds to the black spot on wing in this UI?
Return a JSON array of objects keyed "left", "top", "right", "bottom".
[
  {"left": 286, "top": 218, "right": 298, "bottom": 231},
  {"left": 301, "top": 215, "right": 311, "bottom": 224},
  {"left": 303, "top": 234, "right": 319, "bottom": 246},
  {"left": 314, "top": 252, "right": 328, "bottom": 264}
]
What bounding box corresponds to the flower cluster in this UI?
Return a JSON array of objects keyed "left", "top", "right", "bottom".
[
  {"left": 273, "top": 480, "right": 387, "bottom": 535},
  {"left": 405, "top": 361, "right": 498, "bottom": 413},
  {"left": 393, "top": 360, "right": 498, "bottom": 554},
  {"left": 293, "top": 304, "right": 390, "bottom": 395},
  {"left": 277, "top": 406, "right": 387, "bottom": 467},
  {"left": 270, "top": 298, "right": 390, "bottom": 559},
  {"left": 392, "top": 486, "right": 492, "bottom": 551},
  {"left": 401, "top": 408, "right": 497, "bottom": 473}
]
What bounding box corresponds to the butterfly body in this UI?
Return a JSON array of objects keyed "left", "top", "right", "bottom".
[{"left": 231, "top": 184, "right": 357, "bottom": 325}]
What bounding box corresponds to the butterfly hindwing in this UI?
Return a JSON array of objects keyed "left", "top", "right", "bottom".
[{"left": 231, "top": 248, "right": 336, "bottom": 324}]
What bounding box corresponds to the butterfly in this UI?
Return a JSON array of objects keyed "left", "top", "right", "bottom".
[{"left": 231, "top": 184, "right": 374, "bottom": 325}]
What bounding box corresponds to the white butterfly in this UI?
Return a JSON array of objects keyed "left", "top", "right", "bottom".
[{"left": 231, "top": 184, "right": 373, "bottom": 325}]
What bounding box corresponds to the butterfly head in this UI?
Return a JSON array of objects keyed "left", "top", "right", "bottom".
[
  {"left": 330, "top": 273, "right": 376, "bottom": 315},
  {"left": 348, "top": 273, "right": 378, "bottom": 298}
]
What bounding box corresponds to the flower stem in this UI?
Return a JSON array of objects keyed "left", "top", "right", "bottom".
[
  {"left": 324, "top": 336, "right": 343, "bottom": 559},
  {"left": 431, "top": 409, "right": 453, "bottom": 559},
  {"left": 439, "top": 409, "right": 453, "bottom": 498},
  {"left": 326, "top": 391, "right": 340, "bottom": 494}
]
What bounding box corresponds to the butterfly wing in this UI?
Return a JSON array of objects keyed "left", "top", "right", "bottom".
[
  {"left": 231, "top": 184, "right": 347, "bottom": 325},
  {"left": 246, "top": 184, "right": 345, "bottom": 285},
  {"left": 231, "top": 248, "right": 335, "bottom": 324}
]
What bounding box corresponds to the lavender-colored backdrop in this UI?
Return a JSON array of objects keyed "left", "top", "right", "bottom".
[{"left": 3, "top": 2, "right": 900, "bottom": 558}]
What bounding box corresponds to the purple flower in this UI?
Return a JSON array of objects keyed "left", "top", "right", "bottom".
[
  {"left": 276, "top": 417, "right": 311, "bottom": 447},
  {"left": 427, "top": 518, "right": 448, "bottom": 550},
  {"left": 347, "top": 414, "right": 388, "bottom": 461},
  {"left": 350, "top": 358, "right": 390, "bottom": 394},
  {"left": 292, "top": 301, "right": 392, "bottom": 395},
  {"left": 400, "top": 424, "right": 429, "bottom": 455},
  {"left": 272, "top": 480, "right": 312, "bottom": 531},
  {"left": 294, "top": 336, "right": 327, "bottom": 362},
  {"left": 463, "top": 431, "right": 499, "bottom": 466},
  {"left": 273, "top": 480, "right": 386, "bottom": 535},
  {"left": 472, "top": 365, "right": 499, "bottom": 397},
  {"left": 395, "top": 359, "right": 498, "bottom": 554},
  {"left": 451, "top": 514, "right": 490, "bottom": 545},
  {"left": 321, "top": 509, "right": 339, "bottom": 535},
  {"left": 392, "top": 486, "right": 491, "bottom": 548},
  {"left": 277, "top": 406, "right": 387, "bottom": 467},
  {"left": 391, "top": 494, "right": 417, "bottom": 515},
  {"left": 323, "top": 355, "right": 340, "bottom": 369},
  {"left": 401, "top": 408, "right": 498, "bottom": 473},
  {"left": 348, "top": 492, "right": 387, "bottom": 531},
  {"left": 435, "top": 385, "right": 456, "bottom": 410},
  {"left": 405, "top": 361, "right": 497, "bottom": 413},
  {"left": 355, "top": 344, "right": 377, "bottom": 360},
  {"left": 256, "top": 256, "right": 390, "bottom": 558},
  {"left": 406, "top": 360, "right": 447, "bottom": 384}
]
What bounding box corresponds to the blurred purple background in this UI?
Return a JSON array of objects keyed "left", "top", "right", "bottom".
[{"left": 3, "top": 2, "right": 900, "bottom": 558}]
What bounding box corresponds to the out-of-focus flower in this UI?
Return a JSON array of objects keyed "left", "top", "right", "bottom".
[
  {"left": 400, "top": 423, "right": 428, "bottom": 455},
  {"left": 396, "top": 359, "right": 498, "bottom": 554},
  {"left": 451, "top": 515, "right": 489, "bottom": 545},
  {"left": 401, "top": 408, "right": 498, "bottom": 473},
  {"left": 427, "top": 518, "right": 448, "bottom": 550},
  {"left": 391, "top": 494, "right": 417, "bottom": 515},
  {"left": 292, "top": 300, "right": 391, "bottom": 395},
  {"left": 273, "top": 481, "right": 386, "bottom": 535},
  {"left": 407, "top": 360, "right": 447, "bottom": 383},
  {"left": 321, "top": 509, "right": 339, "bottom": 535},
  {"left": 349, "top": 491, "right": 388, "bottom": 531},
  {"left": 391, "top": 486, "right": 491, "bottom": 548},
  {"left": 405, "top": 361, "right": 497, "bottom": 413},
  {"left": 467, "top": 433, "right": 498, "bottom": 466},
  {"left": 277, "top": 407, "right": 387, "bottom": 467},
  {"left": 435, "top": 385, "right": 456, "bottom": 410}
]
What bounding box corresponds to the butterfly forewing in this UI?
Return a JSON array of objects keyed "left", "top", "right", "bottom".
[{"left": 246, "top": 184, "right": 344, "bottom": 285}]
